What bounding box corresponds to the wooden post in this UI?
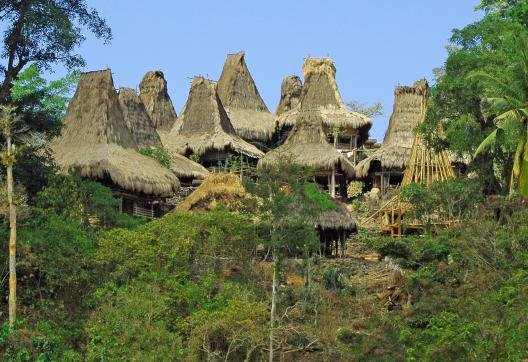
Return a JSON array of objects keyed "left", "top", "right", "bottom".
[{"left": 331, "top": 166, "right": 336, "bottom": 198}]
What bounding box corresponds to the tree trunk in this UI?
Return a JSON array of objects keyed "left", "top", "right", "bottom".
[
  {"left": 269, "top": 254, "right": 277, "bottom": 362},
  {"left": 7, "top": 136, "right": 16, "bottom": 329}
]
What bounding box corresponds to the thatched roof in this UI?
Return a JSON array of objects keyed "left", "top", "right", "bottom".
[
  {"left": 51, "top": 70, "right": 180, "bottom": 196},
  {"left": 258, "top": 110, "right": 355, "bottom": 177},
  {"left": 170, "top": 153, "right": 209, "bottom": 180},
  {"left": 217, "top": 51, "right": 276, "bottom": 142},
  {"left": 316, "top": 199, "right": 357, "bottom": 231},
  {"left": 139, "top": 71, "right": 178, "bottom": 132},
  {"left": 278, "top": 58, "right": 372, "bottom": 140},
  {"left": 275, "top": 75, "right": 302, "bottom": 116},
  {"left": 355, "top": 80, "right": 429, "bottom": 178},
  {"left": 166, "top": 77, "right": 264, "bottom": 159},
  {"left": 118, "top": 87, "right": 161, "bottom": 148},
  {"left": 174, "top": 173, "right": 250, "bottom": 212}
]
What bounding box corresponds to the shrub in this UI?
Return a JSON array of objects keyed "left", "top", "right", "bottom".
[{"left": 322, "top": 267, "right": 344, "bottom": 290}]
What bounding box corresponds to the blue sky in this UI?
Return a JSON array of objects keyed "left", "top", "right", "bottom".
[{"left": 56, "top": 0, "right": 482, "bottom": 140}]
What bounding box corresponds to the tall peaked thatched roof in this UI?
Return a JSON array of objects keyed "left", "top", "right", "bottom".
[
  {"left": 275, "top": 75, "right": 302, "bottom": 116},
  {"left": 355, "top": 80, "right": 429, "bottom": 178},
  {"left": 217, "top": 51, "right": 276, "bottom": 142},
  {"left": 118, "top": 87, "right": 161, "bottom": 148},
  {"left": 166, "top": 77, "right": 264, "bottom": 159},
  {"left": 174, "top": 173, "right": 251, "bottom": 212},
  {"left": 51, "top": 70, "right": 180, "bottom": 196},
  {"left": 278, "top": 58, "right": 372, "bottom": 140},
  {"left": 139, "top": 71, "right": 178, "bottom": 132},
  {"left": 259, "top": 110, "right": 355, "bottom": 177},
  {"left": 316, "top": 200, "right": 357, "bottom": 231}
]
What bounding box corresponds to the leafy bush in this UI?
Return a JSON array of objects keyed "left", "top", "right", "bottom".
[
  {"left": 87, "top": 281, "right": 185, "bottom": 361},
  {"left": 140, "top": 145, "right": 172, "bottom": 168},
  {"left": 96, "top": 209, "right": 259, "bottom": 284},
  {"left": 322, "top": 267, "right": 344, "bottom": 290},
  {"left": 400, "top": 178, "right": 482, "bottom": 224}
]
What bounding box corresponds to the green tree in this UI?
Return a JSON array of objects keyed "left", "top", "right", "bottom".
[
  {"left": 0, "top": 0, "right": 111, "bottom": 104},
  {"left": 469, "top": 33, "right": 528, "bottom": 197},
  {"left": 245, "top": 162, "right": 331, "bottom": 361}
]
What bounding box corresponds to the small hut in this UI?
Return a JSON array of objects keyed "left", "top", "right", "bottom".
[
  {"left": 355, "top": 80, "right": 428, "bottom": 193},
  {"left": 174, "top": 173, "right": 251, "bottom": 212},
  {"left": 139, "top": 70, "right": 178, "bottom": 134},
  {"left": 259, "top": 110, "right": 355, "bottom": 197},
  {"left": 277, "top": 58, "right": 372, "bottom": 160},
  {"left": 317, "top": 200, "right": 357, "bottom": 257},
  {"left": 51, "top": 70, "right": 180, "bottom": 218},
  {"left": 275, "top": 75, "right": 303, "bottom": 116},
  {"left": 217, "top": 51, "right": 277, "bottom": 149},
  {"left": 166, "top": 77, "right": 264, "bottom": 168},
  {"left": 118, "top": 87, "right": 161, "bottom": 148}
]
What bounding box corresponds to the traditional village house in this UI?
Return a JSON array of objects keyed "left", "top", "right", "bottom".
[
  {"left": 317, "top": 200, "right": 357, "bottom": 257},
  {"left": 277, "top": 58, "right": 373, "bottom": 165},
  {"left": 275, "top": 75, "right": 303, "bottom": 116},
  {"left": 118, "top": 87, "right": 209, "bottom": 184},
  {"left": 165, "top": 77, "right": 264, "bottom": 169},
  {"left": 217, "top": 51, "right": 277, "bottom": 150},
  {"left": 50, "top": 70, "right": 180, "bottom": 218},
  {"left": 355, "top": 80, "right": 429, "bottom": 194},
  {"left": 259, "top": 109, "right": 355, "bottom": 198},
  {"left": 139, "top": 70, "right": 178, "bottom": 136}
]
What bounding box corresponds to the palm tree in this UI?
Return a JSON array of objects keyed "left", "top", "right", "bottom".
[{"left": 470, "top": 33, "right": 528, "bottom": 198}]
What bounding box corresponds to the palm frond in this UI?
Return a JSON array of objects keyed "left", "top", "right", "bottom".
[{"left": 474, "top": 128, "right": 501, "bottom": 157}]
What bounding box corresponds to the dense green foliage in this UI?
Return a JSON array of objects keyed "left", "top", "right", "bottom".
[
  {"left": 356, "top": 199, "right": 528, "bottom": 360},
  {"left": 420, "top": 0, "right": 528, "bottom": 195}
]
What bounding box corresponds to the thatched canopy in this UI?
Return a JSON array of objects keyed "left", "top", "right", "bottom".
[
  {"left": 139, "top": 71, "right": 178, "bottom": 132},
  {"left": 51, "top": 70, "right": 180, "bottom": 196},
  {"left": 170, "top": 153, "right": 209, "bottom": 180},
  {"left": 166, "top": 77, "right": 264, "bottom": 159},
  {"left": 278, "top": 58, "right": 372, "bottom": 141},
  {"left": 355, "top": 80, "right": 429, "bottom": 178},
  {"left": 275, "top": 75, "right": 302, "bottom": 116},
  {"left": 259, "top": 110, "right": 355, "bottom": 177},
  {"left": 217, "top": 51, "right": 276, "bottom": 142},
  {"left": 316, "top": 200, "right": 357, "bottom": 231},
  {"left": 174, "top": 173, "right": 250, "bottom": 212},
  {"left": 118, "top": 87, "right": 161, "bottom": 148}
]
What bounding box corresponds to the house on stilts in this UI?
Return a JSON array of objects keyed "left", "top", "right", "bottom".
[
  {"left": 355, "top": 80, "right": 429, "bottom": 194},
  {"left": 317, "top": 200, "right": 357, "bottom": 257},
  {"left": 277, "top": 58, "right": 372, "bottom": 165},
  {"left": 50, "top": 70, "right": 180, "bottom": 218},
  {"left": 258, "top": 109, "right": 355, "bottom": 198},
  {"left": 165, "top": 77, "right": 264, "bottom": 169}
]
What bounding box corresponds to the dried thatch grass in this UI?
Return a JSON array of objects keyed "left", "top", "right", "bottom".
[
  {"left": 118, "top": 87, "right": 161, "bottom": 148},
  {"left": 275, "top": 75, "right": 302, "bottom": 116},
  {"left": 174, "top": 173, "right": 250, "bottom": 212},
  {"left": 170, "top": 153, "right": 209, "bottom": 179},
  {"left": 278, "top": 58, "right": 372, "bottom": 141},
  {"left": 166, "top": 77, "right": 264, "bottom": 159},
  {"left": 316, "top": 199, "right": 357, "bottom": 231},
  {"left": 355, "top": 80, "right": 428, "bottom": 178},
  {"left": 258, "top": 110, "right": 355, "bottom": 177},
  {"left": 139, "top": 71, "right": 178, "bottom": 132},
  {"left": 51, "top": 70, "right": 180, "bottom": 196},
  {"left": 217, "top": 51, "right": 276, "bottom": 142}
]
